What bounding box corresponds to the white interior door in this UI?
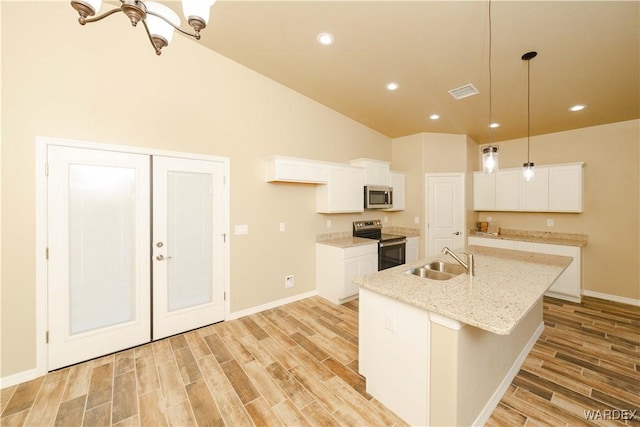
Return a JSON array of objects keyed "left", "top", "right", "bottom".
[
  {"left": 426, "top": 174, "right": 465, "bottom": 257},
  {"left": 48, "top": 146, "right": 151, "bottom": 370},
  {"left": 152, "top": 156, "right": 226, "bottom": 340}
]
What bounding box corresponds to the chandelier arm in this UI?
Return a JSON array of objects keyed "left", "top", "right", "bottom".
[
  {"left": 80, "top": 7, "right": 124, "bottom": 25},
  {"left": 141, "top": 18, "right": 162, "bottom": 55},
  {"left": 145, "top": 10, "right": 201, "bottom": 40}
]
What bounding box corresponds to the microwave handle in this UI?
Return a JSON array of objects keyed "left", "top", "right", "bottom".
[{"left": 387, "top": 188, "right": 393, "bottom": 205}]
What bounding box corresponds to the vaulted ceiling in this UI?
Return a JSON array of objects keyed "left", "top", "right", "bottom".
[{"left": 185, "top": 1, "right": 640, "bottom": 143}]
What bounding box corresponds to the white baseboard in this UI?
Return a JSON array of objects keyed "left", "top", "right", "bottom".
[
  {"left": 472, "top": 321, "right": 545, "bottom": 427},
  {"left": 0, "top": 368, "right": 40, "bottom": 389},
  {"left": 582, "top": 290, "right": 640, "bottom": 307},
  {"left": 227, "top": 290, "right": 318, "bottom": 320}
]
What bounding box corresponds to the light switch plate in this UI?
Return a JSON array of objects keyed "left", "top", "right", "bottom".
[
  {"left": 234, "top": 224, "right": 249, "bottom": 235},
  {"left": 279, "top": 222, "right": 286, "bottom": 232},
  {"left": 547, "top": 219, "right": 554, "bottom": 227}
]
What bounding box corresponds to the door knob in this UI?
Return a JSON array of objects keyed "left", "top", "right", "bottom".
[
  {"left": 156, "top": 254, "right": 172, "bottom": 261},
  {"left": 453, "top": 231, "right": 461, "bottom": 236}
]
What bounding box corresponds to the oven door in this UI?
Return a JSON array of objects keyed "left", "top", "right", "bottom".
[{"left": 378, "top": 239, "right": 406, "bottom": 270}]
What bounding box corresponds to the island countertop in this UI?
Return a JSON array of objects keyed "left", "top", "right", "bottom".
[{"left": 354, "top": 245, "right": 573, "bottom": 335}]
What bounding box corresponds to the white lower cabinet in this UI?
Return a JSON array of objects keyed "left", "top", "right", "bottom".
[
  {"left": 468, "top": 236, "right": 581, "bottom": 302},
  {"left": 406, "top": 236, "right": 419, "bottom": 263},
  {"left": 316, "top": 242, "right": 378, "bottom": 304}
]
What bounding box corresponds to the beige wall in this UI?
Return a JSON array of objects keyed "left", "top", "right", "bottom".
[
  {"left": 0, "top": 2, "right": 393, "bottom": 377},
  {"left": 391, "top": 132, "right": 476, "bottom": 257},
  {"left": 476, "top": 120, "right": 640, "bottom": 301}
]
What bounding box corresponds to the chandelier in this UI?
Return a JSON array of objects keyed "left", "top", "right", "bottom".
[{"left": 70, "top": 0, "right": 216, "bottom": 55}]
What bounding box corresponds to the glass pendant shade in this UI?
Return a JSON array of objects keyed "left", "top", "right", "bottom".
[
  {"left": 85, "top": 0, "right": 102, "bottom": 14},
  {"left": 182, "top": 0, "right": 216, "bottom": 24},
  {"left": 145, "top": 2, "right": 180, "bottom": 44},
  {"left": 482, "top": 146, "right": 499, "bottom": 174},
  {"left": 523, "top": 162, "right": 535, "bottom": 181}
]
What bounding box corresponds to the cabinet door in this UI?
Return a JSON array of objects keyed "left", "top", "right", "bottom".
[
  {"left": 473, "top": 172, "right": 496, "bottom": 211},
  {"left": 344, "top": 253, "right": 377, "bottom": 298},
  {"left": 549, "top": 164, "right": 583, "bottom": 212},
  {"left": 316, "top": 166, "right": 364, "bottom": 213},
  {"left": 384, "top": 171, "right": 405, "bottom": 211},
  {"left": 520, "top": 166, "right": 549, "bottom": 211},
  {"left": 405, "top": 237, "right": 419, "bottom": 263},
  {"left": 495, "top": 170, "right": 520, "bottom": 210}
]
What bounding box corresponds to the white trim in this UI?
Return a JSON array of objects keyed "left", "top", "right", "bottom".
[
  {"left": 472, "top": 321, "right": 545, "bottom": 427},
  {"left": 35, "top": 136, "right": 231, "bottom": 377},
  {"left": 227, "top": 290, "right": 319, "bottom": 320},
  {"left": 0, "top": 368, "right": 40, "bottom": 389},
  {"left": 582, "top": 290, "right": 640, "bottom": 307},
  {"left": 430, "top": 313, "right": 465, "bottom": 331}
]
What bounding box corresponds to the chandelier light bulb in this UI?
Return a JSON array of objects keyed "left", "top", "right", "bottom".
[
  {"left": 523, "top": 162, "right": 535, "bottom": 181},
  {"left": 482, "top": 146, "right": 499, "bottom": 174}
]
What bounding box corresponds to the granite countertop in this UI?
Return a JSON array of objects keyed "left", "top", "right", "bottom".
[
  {"left": 317, "top": 227, "right": 420, "bottom": 248},
  {"left": 317, "top": 236, "right": 378, "bottom": 248},
  {"left": 469, "top": 228, "right": 587, "bottom": 247},
  {"left": 354, "top": 245, "right": 573, "bottom": 335}
]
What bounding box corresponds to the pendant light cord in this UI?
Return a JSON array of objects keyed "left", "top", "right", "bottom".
[
  {"left": 527, "top": 55, "right": 531, "bottom": 163},
  {"left": 488, "top": 0, "right": 493, "bottom": 144}
]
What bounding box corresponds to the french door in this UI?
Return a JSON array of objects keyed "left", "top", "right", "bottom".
[
  {"left": 47, "top": 146, "right": 226, "bottom": 370},
  {"left": 152, "top": 156, "right": 225, "bottom": 340}
]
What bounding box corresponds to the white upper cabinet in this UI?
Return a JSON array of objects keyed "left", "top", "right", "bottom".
[
  {"left": 350, "top": 158, "right": 390, "bottom": 186},
  {"left": 473, "top": 172, "right": 496, "bottom": 211},
  {"left": 549, "top": 164, "right": 583, "bottom": 212},
  {"left": 473, "top": 163, "right": 583, "bottom": 213},
  {"left": 495, "top": 169, "right": 520, "bottom": 211},
  {"left": 316, "top": 165, "right": 364, "bottom": 213},
  {"left": 265, "top": 156, "right": 328, "bottom": 183},
  {"left": 383, "top": 171, "right": 406, "bottom": 211},
  {"left": 520, "top": 166, "right": 549, "bottom": 211}
]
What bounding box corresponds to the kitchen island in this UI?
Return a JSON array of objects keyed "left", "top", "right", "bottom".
[{"left": 355, "top": 245, "right": 573, "bottom": 426}]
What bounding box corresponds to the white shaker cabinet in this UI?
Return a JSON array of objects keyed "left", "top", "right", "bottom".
[
  {"left": 383, "top": 171, "right": 406, "bottom": 211},
  {"left": 520, "top": 166, "right": 549, "bottom": 211},
  {"left": 549, "top": 164, "right": 583, "bottom": 212},
  {"left": 473, "top": 163, "right": 583, "bottom": 212},
  {"left": 265, "top": 156, "right": 328, "bottom": 183},
  {"left": 468, "top": 236, "right": 581, "bottom": 302},
  {"left": 405, "top": 236, "right": 419, "bottom": 263},
  {"left": 350, "top": 158, "right": 390, "bottom": 186},
  {"left": 316, "top": 165, "right": 364, "bottom": 213},
  {"left": 495, "top": 169, "right": 520, "bottom": 211},
  {"left": 473, "top": 172, "right": 496, "bottom": 211},
  {"left": 316, "top": 242, "right": 378, "bottom": 305}
]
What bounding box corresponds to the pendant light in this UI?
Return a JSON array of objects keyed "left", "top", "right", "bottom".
[
  {"left": 521, "top": 51, "right": 537, "bottom": 182},
  {"left": 482, "top": 0, "right": 499, "bottom": 174}
]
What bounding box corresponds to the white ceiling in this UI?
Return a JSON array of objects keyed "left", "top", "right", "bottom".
[{"left": 181, "top": 1, "right": 639, "bottom": 143}]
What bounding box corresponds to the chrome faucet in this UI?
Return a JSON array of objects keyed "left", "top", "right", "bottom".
[{"left": 441, "top": 247, "right": 474, "bottom": 276}]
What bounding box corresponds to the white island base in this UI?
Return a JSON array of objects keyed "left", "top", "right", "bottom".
[{"left": 359, "top": 287, "right": 544, "bottom": 426}]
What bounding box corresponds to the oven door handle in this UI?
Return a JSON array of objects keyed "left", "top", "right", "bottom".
[{"left": 379, "top": 239, "right": 407, "bottom": 248}]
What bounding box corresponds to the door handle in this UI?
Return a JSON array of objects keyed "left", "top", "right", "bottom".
[
  {"left": 156, "top": 254, "right": 172, "bottom": 261},
  {"left": 453, "top": 231, "right": 461, "bottom": 236}
]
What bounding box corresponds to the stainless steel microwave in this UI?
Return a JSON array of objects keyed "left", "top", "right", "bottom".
[{"left": 364, "top": 185, "right": 393, "bottom": 209}]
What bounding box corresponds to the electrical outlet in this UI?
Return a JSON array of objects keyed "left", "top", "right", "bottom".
[
  {"left": 487, "top": 216, "right": 493, "bottom": 222},
  {"left": 414, "top": 216, "right": 420, "bottom": 224},
  {"left": 279, "top": 222, "right": 286, "bottom": 232},
  {"left": 285, "top": 275, "right": 294, "bottom": 288},
  {"left": 326, "top": 220, "right": 332, "bottom": 228},
  {"left": 547, "top": 218, "right": 554, "bottom": 227}
]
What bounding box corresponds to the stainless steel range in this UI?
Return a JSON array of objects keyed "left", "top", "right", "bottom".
[{"left": 353, "top": 220, "right": 407, "bottom": 270}]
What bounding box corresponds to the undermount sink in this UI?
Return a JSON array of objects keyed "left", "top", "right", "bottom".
[
  {"left": 405, "top": 262, "right": 466, "bottom": 281},
  {"left": 424, "top": 261, "right": 467, "bottom": 276}
]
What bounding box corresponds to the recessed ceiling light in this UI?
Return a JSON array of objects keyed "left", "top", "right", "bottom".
[
  {"left": 316, "top": 33, "right": 334, "bottom": 46},
  {"left": 429, "top": 114, "right": 440, "bottom": 120},
  {"left": 489, "top": 123, "right": 500, "bottom": 128},
  {"left": 386, "top": 82, "right": 399, "bottom": 91},
  {"left": 569, "top": 104, "right": 586, "bottom": 112}
]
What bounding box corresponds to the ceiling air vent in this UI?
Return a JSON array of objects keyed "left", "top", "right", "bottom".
[{"left": 448, "top": 84, "right": 479, "bottom": 100}]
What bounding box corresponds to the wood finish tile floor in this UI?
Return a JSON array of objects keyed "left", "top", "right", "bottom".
[{"left": 1, "top": 295, "right": 639, "bottom": 426}]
